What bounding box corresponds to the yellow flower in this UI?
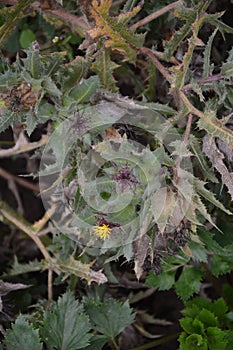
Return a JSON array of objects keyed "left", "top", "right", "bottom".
[{"left": 93, "top": 224, "right": 111, "bottom": 240}]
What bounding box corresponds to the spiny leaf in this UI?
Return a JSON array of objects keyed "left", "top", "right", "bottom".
[
  {"left": 171, "top": 33, "right": 204, "bottom": 90},
  {"left": 175, "top": 168, "right": 231, "bottom": 227},
  {"left": 0, "top": 110, "right": 20, "bottom": 133},
  {"left": 194, "top": 176, "right": 232, "bottom": 215},
  {"left": 202, "top": 135, "right": 233, "bottom": 201},
  {"left": 189, "top": 135, "right": 218, "bottom": 183},
  {"left": 203, "top": 28, "right": 218, "bottom": 78},
  {"left": 91, "top": 48, "right": 119, "bottom": 91},
  {"left": 22, "top": 44, "right": 44, "bottom": 79},
  {"left": 89, "top": 0, "right": 145, "bottom": 63},
  {"left": 70, "top": 76, "right": 100, "bottom": 104},
  {"left": 197, "top": 110, "right": 233, "bottom": 146},
  {"left": 164, "top": 1, "right": 198, "bottom": 60},
  {"left": 58, "top": 256, "right": 107, "bottom": 285},
  {"left": 5, "top": 256, "right": 42, "bottom": 276},
  {"left": 40, "top": 291, "right": 92, "bottom": 350},
  {"left": 5, "top": 315, "right": 42, "bottom": 350}
]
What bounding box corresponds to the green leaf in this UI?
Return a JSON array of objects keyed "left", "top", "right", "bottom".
[
  {"left": 42, "top": 76, "right": 62, "bottom": 98},
  {"left": 92, "top": 48, "right": 119, "bottom": 91},
  {"left": 197, "top": 110, "right": 233, "bottom": 147},
  {"left": 198, "top": 309, "right": 219, "bottom": 328},
  {"left": 40, "top": 291, "right": 92, "bottom": 350},
  {"left": 208, "top": 19, "right": 233, "bottom": 36},
  {"left": 206, "top": 327, "right": 227, "bottom": 350},
  {"left": 84, "top": 335, "right": 108, "bottom": 350},
  {"left": 175, "top": 265, "right": 204, "bottom": 301},
  {"left": 70, "top": 76, "right": 100, "bottom": 104},
  {"left": 198, "top": 230, "right": 223, "bottom": 254},
  {"left": 182, "top": 297, "right": 212, "bottom": 318},
  {"left": 20, "top": 28, "right": 36, "bottom": 49},
  {"left": 23, "top": 45, "right": 44, "bottom": 79},
  {"left": 146, "top": 269, "right": 175, "bottom": 291},
  {"left": 84, "top": 299, "right": 135, "bottom": 339},
  {"left": 180, "top": 317, "right": 205, "bottom": 335},
  {"left": 25, "top": 113, "right": 37, "bottom": 136},
  {"left": 212, "top": 298, "right": 228, "bottom": 321},
  {"left": 60, "top": 57, "right": 88, "bottom": 93},
  {"left": 194, "top": 177, "right": 232, "bottom": 215},
  {"left": 210, "top": 254, "right": 233, "bottom": 277},
  {"left": 189, "top": 135, "right": 218, "bottom": 183},
  {"left": 0, "top": 110, "right": 19, "bottom": 133},
  {"left": 179, "top": 333, "right": 208, "bottom": 350},
  {"left": 5, "top": 256, "right": 42, "bottom": 276},
  {"left": 203, "top": 28, "right": 218, "bottom": 78},
  {"left": 5, "top": 315, "right": 42, "bottom": 350},
  {"left": 188, "top": 241, "right": 208, "bottom": 263}
]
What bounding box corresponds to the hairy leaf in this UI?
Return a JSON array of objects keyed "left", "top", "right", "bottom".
[
  {"left": 189, "top": 135, "right": 218, "bottom": 183},
  {"left": 5, "top": 256, "right": 42, "bottom": 276},
  {"left": 5, "top": 315, "right": 42, "bottom": 350},
  {"left": 91, "top": 48, "right": 119, "bottom": 91},
  {"left": 41, "top": 291, "right": 91, "bottom": 350},
  {"left": 70, "top": 76, "right": 100, "bottom": 104},
  {"left": 84, "top": 298, "right": 135, "bottom": 339},
  {"left": 197, "top": 110, "right": 233, "bottom": 146},
  {"left": 89, "top": 0, "right": 145, "bottom": 63}
]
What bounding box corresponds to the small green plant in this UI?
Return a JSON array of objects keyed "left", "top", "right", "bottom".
[
  {"left": 179, "top": 297, "right": 233, "bottom": 350},
  {"left": 2, "top": 291, "right": 135, "bottom": 350}
]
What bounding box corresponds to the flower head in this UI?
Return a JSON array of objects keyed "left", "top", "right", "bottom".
[
  {"left": 93, "top": 224, "right": 111, "bottom": 240},
  {"left": 112, "top": 161, "right": 140, "bottom": 192},
  {"left": 93, "top": 217, "right": 121, "bottom": 240}
]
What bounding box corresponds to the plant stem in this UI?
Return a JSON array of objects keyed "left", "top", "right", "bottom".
[
  {"left": 130, "top": 0, "right": 182, "bottom": 30},
  {"left": 111, "top": 338, "right": 120, "bottom": 350}
]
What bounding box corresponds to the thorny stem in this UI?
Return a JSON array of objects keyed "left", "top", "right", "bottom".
[
  {"left": 130, "top": 0, "right": 182, "bottom": 30},
  {"left": 140, "top": 47, "right": 172, "bottom": 84},
  {"left": 183, "top": 113, "right": 193, "bottom": 147},
  {"left": 140, "top": 48, "right": 208, "bottom": 121}
]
